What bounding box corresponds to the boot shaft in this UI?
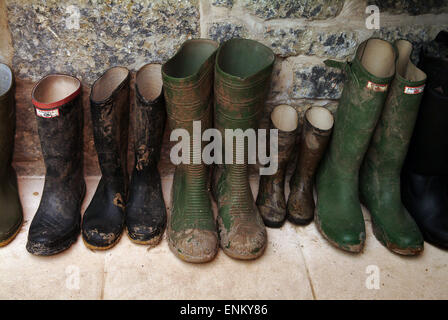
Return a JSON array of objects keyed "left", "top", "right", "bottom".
[
  {"left": 162, "top": 39, "right": 218, "bottom": 132},
  {"left": 418, "top": 30, "right": 448, "bottom": 92},
  {"left": 365, "top": 40, "right": 426, "bottom": 176},
  {"left": 162, "top": 39, "right": 217, "bottom": 188},
  {"left": 162, "top": 39, "right": 218, "bottom": 223},
  {"left": 90, "top": 67, "right": 130, "bottom": 181},
  {"left": 405, "top": 32, "right": 448, "bottom": 175},
  {"left": 294, "top": 106, "right": 333, "bottom": 185},
  {"left": 0, "top": 63, "right": 15, "bottom": 175},
  {"left": 269, "top": 105, "right": 299, "bottom": 178},
  {"left": 32, "top": 74, "right": 84, "bottom": 179},
  {"left": 214, "top": 38, "right": 274, "bottom": 180},
  {"left": 134, "top": 64, "right": 166, "bottom": 170},
  {"left": 325, "top": 38, "right": 396, "bottom": 176},
  {"left": 214, "top": 38, "right": 274, "bottom": 131}
]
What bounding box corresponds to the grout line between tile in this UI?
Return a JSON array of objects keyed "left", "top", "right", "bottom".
[
  {"left": 297, "top": 236, "right": 317, "bottom": 300},
  {"left": 99, "top": 257, "right": 107, "bottom": 300}
]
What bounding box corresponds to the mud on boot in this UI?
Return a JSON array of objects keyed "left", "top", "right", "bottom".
[
  {"left": 287, "top": 106, "right": 333, "bottom": 226},
  {"left": 27, "top": 74, "right": 85, "bottom": 256},
  {"left": 256, "top": 105, "right": 298, "bottom": 228},
  {"left": 315, "top": 38, "right": 396, "bottom": 253},
  {"left": 126, "top": 64, "right": 167, "bottom": 246},
  {"left": 360, "top": 40, "right": 426, "bottom": 256},
  {"left": 82, "top": 67, "right": 130, "bottom": 250},
  {"left": 163, "top": 39, "right": 219, "bottom": 263},
  {"left": 214, "top": 38, "right": 275, "bottom": 260}
]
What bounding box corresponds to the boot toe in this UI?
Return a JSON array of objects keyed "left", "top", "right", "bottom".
[
  {"left": 258, "top": 205, "right": 286, "bottom": 228},
  {"left": 82, "top": 226, "right": 122, "bottom": 250},
  {"left": 315, "top": 213, "right": 365, "bottom": 253},
  {"left": 168, "top": 228, "right": 218, "bottom": 263},
  {"left": 422, "top": 227, "right": 448, "bottom": 249},
  {"left": 388, "top": 236, "right": 424, "bottom": 255},
  {"left": 373, "top": 223, "right": 424, "bottom": 256},
  {"left": 287, "top": 193, "right": 314, "bottom": 225},
  {"left": 27, "top": 226, "right": 79, "bottom": 256},
  {"left": 127, "top": 223, "right": 165, "bottom": 245},
  {"left": 220, "top": 222, "right": 268, "bottom": 260},
  {"left": 0, "top": 216, "right": 22, "bottom": 246}
]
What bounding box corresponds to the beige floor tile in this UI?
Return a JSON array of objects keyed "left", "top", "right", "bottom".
[
  {"left": 101, "top": 176, "right": 314, "bottom": 300},
  {"left": 295, "top": 205, "right": 448, "bottom": 300},
  {"left": 0, "top": 177, "right": 105, "bottom": 299}
]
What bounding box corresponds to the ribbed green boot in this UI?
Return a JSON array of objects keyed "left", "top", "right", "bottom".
[
  {"left": 214, "top": 38, "right": 275, "bottom": 260},
  {"left": 315, "top": 38, "right": 396, "bottom": 253},
  {"left": 162, "top": 39, "right": 219, "bottom": 263},
  {"left": 360, "top": 40, "right": 426, "bottom": 256},
  {"left": 0, "top": 63, "right": 23, "bottom": 247}
]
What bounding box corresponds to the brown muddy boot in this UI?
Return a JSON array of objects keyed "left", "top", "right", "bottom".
[
  {"left": 27, "top": 74, "right": 85, "bottom": 256},
  {"left": 0, "top": 63, "right": 23, "bottom": 247},
  {"left": 287, "top": 106, "right": 334, "bottom": 225},
  {"left": 82, "top": 67, "right": 130, "bottom": 250},
  {"left": 256, "top": 105, "right": 299, "bottom": 228},
  {"left": 214, "top": 38, "right": 275, "bottom": 260},
  {"left": 162, "top": 39, "right": 219, "bottom": 263}
]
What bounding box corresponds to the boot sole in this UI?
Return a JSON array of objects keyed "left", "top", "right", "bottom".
[
  {"left": 221, "top": 241, "right": 267, "bottom": 260},
  {"left": 217, "top": 215, "right": 268, "bottom": 260},
  {"left": 167, "top": 236, "right": 218, "bottom": 264},
  {"left": 370, "top": 219, "right": 423, "bottom": 256},
  {"left": 26, "top": 229, "right": 79, "bottom": 256},
  {"left": 0, "top": 218, "right": 23, "bottom": 248},
  {"left": 126, "top": 228, "right": 164, "bottom": 248},
  {"left": 359, "top": 196, "right": 424, "bottom": 256},
  {"left": 314, "top": 210, "right": 364, "bottom": 253},
  {"left": 421, "top": 231, "right": 448, "bottom": 250},
  {"left": 82, "top": 232, "right": 123, "bottom": 251},
  {"left": 286, "top": 214, "right": 313, "bottom": 226},
  {"left": 262, "top": 217, "right": 286, "bottom": 229}
]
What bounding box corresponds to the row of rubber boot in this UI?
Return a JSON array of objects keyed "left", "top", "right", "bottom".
[
  {"left": 0, "top": 38, "right": 277, "bottom": 262},
  {"left": 26, "top": 64, "right": 167, "bottom": 255},
  {"left": 1, "top": 33, "right": 447, "bottom": 259},
  {"left": 312, "top": 33, "right": 448, "bottom": 255}
]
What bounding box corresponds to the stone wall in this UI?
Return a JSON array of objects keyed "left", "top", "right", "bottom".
[{"left": 0, "top": 0, "right": 447, "bottom": 176}]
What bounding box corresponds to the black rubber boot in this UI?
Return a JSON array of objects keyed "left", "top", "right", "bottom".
[
  {"left": 82, "top": 67, "right": 130, "bottom": 250},
  {"left": 126, "top": 64, "right": 167, "bottom": 246},
  {"left": 0, "top": 63, "right": 23, "bottom": 247},
  {"left": 27, "top": 74, "right": 85, "bottom": 256},
  {"left": 402, "top": 31, "right": 448, "bottom": 249}
]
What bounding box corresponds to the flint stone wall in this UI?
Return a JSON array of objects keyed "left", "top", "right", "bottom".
[{"left": 0, "top": 0, "right": 447, "bottom": 176}]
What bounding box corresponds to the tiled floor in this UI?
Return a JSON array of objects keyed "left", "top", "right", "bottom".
[{"left": 0, "top": 176, "right": 446, "bottom": 300}]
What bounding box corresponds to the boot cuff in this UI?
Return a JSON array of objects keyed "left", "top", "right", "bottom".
[
  {"left": 0, "top": 63, "right": 13, "bottom": 100},
  {"left": 90, "top": 66, "right": 130, "bottom": 104},
  {"left": 215, "top": 38, "right": 274, "bottom": 84},
  {"left": 32, "top": 74, "right": 81, "bottom": 109}
]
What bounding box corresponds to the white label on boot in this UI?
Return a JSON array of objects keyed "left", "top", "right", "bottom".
[
  {"left": 366, "top": 81, "right": 388, "bottom": 92},
  {"left": 35, "top": 107, "right": 60, "bottom": 118},
  {"left": 404, "top": 85, "right": 425, "bottom": 95}
]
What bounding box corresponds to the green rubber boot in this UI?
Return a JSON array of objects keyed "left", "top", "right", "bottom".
[
  {"left": 315, "top": 39, "right": 396, "bottom": 253},
  {"left": 0, "top": 63, "right": 23, "bottom": 247},
  {"left": 162, "top": 39, "right": 219, "bottom": 263},
  {"left": 360, "top": 40, "right": 426, "bottom": 256},
  {"left": 213, "top": 38, "right": 275, "bottom": 260}
]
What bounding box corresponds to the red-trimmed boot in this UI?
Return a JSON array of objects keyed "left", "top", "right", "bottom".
[{"left": 27, "top": 74, "right": 85, "bottom": 256}]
